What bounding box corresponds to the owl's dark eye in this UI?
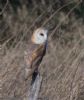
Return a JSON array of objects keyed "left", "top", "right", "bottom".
[{"left": 40, "top": 33, "right": 44, "bottom": 36}]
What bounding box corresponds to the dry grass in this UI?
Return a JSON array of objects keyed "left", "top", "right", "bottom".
[{"left": 0, "top": 0, "right": 84, "bottom": 100}]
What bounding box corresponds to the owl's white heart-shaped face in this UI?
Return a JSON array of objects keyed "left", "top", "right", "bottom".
[{"left": 31, "top": 28, "right": 48, "bottom": 44}]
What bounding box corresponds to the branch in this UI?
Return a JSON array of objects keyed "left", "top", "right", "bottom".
[
  {"left": 0, "top": 0, "right": 9, "bottom": 15},
  {"left": 49, "top": 1, "right": 81, "bottom": 41},
  {"left": 42, "top": 1, "right": 75, "bottom": 27}
]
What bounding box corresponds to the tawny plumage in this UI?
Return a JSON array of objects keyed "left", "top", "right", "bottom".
[{"left": 24, "top": 28, "right": 48, "bottom": 80}]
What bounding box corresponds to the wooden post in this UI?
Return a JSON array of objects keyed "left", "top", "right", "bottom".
[{"left": 28, "top": 74, "right": 42, "bottom": 100}]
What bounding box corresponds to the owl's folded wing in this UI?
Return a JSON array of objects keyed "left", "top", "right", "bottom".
[
  {"left": 24, "top": 44, "right": 46, "bottom": 79},
  {"left": 24, "top": 45, "right": 45, "bottom": 69}
]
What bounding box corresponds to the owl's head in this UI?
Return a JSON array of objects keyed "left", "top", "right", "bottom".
[{"left": 31, "top": 28, "right": 48, "bottom": 44}]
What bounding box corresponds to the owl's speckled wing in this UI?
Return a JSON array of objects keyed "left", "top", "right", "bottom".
[{"left": 24, "top": 42, "right": 46, "bottom": 78}]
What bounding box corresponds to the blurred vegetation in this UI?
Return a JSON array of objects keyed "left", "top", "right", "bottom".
[
  {"left": 0, "top": 0, "right": 84, "bottom": 100},
  {"left": 0, "top": 0, "right": 84, "bottom": 46}
]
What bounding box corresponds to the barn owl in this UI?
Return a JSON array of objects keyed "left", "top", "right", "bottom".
[{"left": 24, "top": 28, "right": 48, "bottom": 81}]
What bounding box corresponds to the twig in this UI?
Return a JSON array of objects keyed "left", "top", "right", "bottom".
[
  {"left": 49, "top": 1, "right": 81, "bottom": 41},
  {"left": 42, "top": 1, "right": 75, "bottom": 27},
  {"left": 0, "top": 0, "right": 9, "bottom": 15}
]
